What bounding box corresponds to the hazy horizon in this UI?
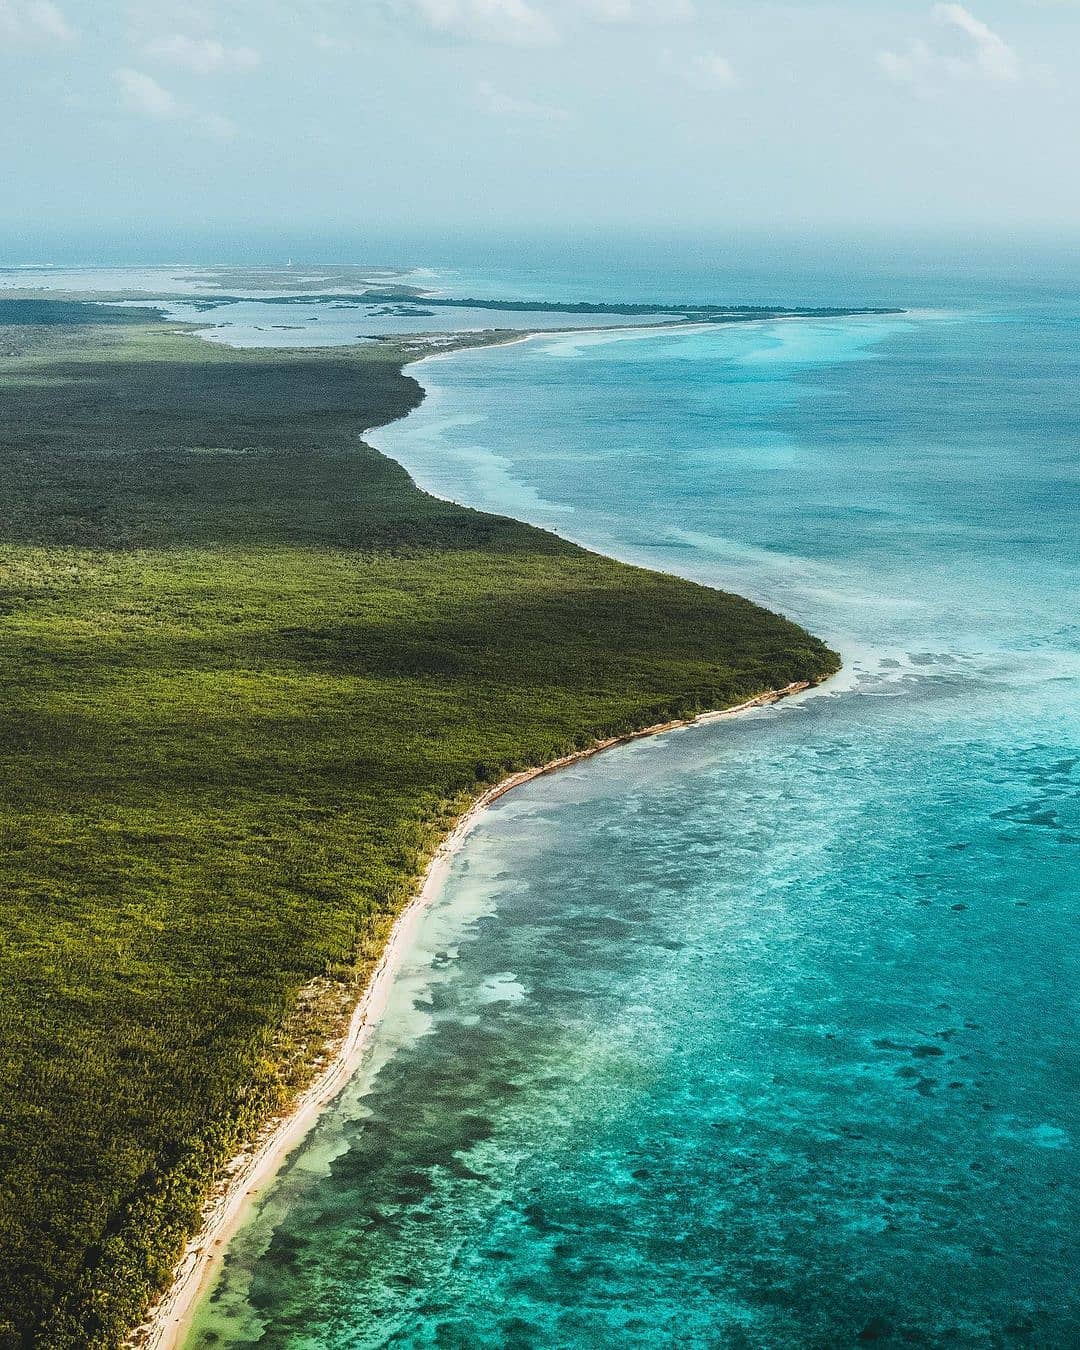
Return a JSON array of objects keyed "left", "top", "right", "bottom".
[
  {"left": 4, "top": 1, "right": 1080, "bottom": 251},
  {"left": 5, "top": 228, "right": 1080, "bottom": 293}
]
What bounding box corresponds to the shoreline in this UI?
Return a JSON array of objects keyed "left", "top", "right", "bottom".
[
  {"left": 127, "top": 304, "right": 846, "bottom": 1348},
  {"left": 399, "top": 303, "right": 917, "bottom": 365},
  {"left": 131, "top": 678, "right": 818, "bottom": 1350}
]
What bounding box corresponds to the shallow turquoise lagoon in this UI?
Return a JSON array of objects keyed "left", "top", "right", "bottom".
[{"left": 188, "top": 290, "right": 1078, "bottom": 1347}]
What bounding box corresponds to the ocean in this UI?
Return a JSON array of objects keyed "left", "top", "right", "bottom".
[{"left": 153, "top": 247, "right": 1079, "bottom": 1348}]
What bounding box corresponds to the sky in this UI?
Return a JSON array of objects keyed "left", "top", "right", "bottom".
[{"left": 2, "top": 0, "right": 1080, "bottom": 256}]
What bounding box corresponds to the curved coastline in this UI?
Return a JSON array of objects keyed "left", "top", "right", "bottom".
[
  {"left": 107, "top": 289, "right": 1080, "bottom": 1350},
  {"left": 132, "top": 678, "right": 820, "bottom": 1350},
  {"left": 125, "top": 313, "right": 844, "bottom": 1348}
]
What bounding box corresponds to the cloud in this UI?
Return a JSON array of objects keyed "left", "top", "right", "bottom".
[
  {"left": 878, "top": 5, "right": 1021, "bottom": 89},
  {"left": 0, "top": 0, "right": 74, "bottom": 41},
  {"left": 115, "top": 67, "right": 179, "bottom": 118},
  {"left": 583, "top": 0, "right": 695, "bottom": 20},
  {"left": 876, "top": 39, "right": 935, "bottom": 86},
  {"left": 198, "top": 110, "right": 239, "bottom": 138},
  {"left": 399, "top": 0, "right": 558, "bottom": 46},
  {"left": 934, "top": 3, "right": 1020, "bottom": 80},
  {"left": 663, "top": 47, "right": 737, "bottom": 91},
  {"left": 114, "top": 67, "right": 237, "bottom": 137},
  {"left": 474, "top": 78, "right": 568, "bottom": 119},
  {"left": 144, "top": 34, "right": 261, "bottom": 75},
  {"left": 27, "top": 0, "right": 71, "bottom": 39}
]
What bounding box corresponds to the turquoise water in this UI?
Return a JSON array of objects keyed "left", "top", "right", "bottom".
[{"left": 187, "top": 280, "right": 1079, "bottom": 1347}]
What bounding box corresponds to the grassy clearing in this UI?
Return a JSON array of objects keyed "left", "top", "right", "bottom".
[{"left": 0, "top": 301, "right": 839, "bottom": 1347}]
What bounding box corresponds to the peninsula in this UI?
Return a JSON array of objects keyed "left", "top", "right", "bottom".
[{"left": 0, "top": 297, "right": 839, "bottom": 1347}]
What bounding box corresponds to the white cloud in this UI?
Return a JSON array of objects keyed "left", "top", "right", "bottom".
[
  {"left": 27, "top": 0, "right": 71, "bottom": 39},
  {"left": 475, "top": 78, "right": 567, "bottom": 119},
  {"left": 401, "top": 0, "right": 558, "bottom": 47},
  {"left": 114, "top": 67, "right": 237, "bottom": 137},
  {"left": 115, "top": 67, "right": 179, "bottom": 118},
  {"left": 664, "top": 47, "right": 737, "bottom": 91},
  {"left": 0, "top": 0, "right": 74, "bottom": 41},
  {"left": 144, "top": 34, "right": 261, "bottom": 75},
  {"left": 694, "top": 51, "right": 736, "bottom": 87},
  {"left": 584, "top": 0, "right": 695, "bottom": 21},
  {"left": 198, "top": 110, "right": 238, "bottom": 139},
  {"left": 878, "top": 5, "right": 1021, "bottom": 90},
  {"left": 876, "top": 39, "right": 934, "bottom": 86},
  {"left": 934, "top": 3, "right": 1020, "bottom": 80}
]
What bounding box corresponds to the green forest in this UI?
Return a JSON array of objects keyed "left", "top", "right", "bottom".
[{"left": 0, "top": 300, "right": 838, "bottom": 1346}]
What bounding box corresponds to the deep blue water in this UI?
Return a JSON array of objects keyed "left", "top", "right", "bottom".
[{"left": 186, "top": 262, "right": 1078, "bottom": 1348}]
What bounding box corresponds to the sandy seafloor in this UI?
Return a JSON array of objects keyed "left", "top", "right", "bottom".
[{"left": 25, "top": 259, "right": 1076, "bottom": 1347}]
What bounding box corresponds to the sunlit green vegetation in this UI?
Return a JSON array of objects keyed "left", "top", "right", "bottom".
[{"left": 0, "top": 300, "right": 839, "bottom": 1347}]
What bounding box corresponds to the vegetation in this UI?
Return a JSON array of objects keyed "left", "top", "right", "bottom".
[
  {"left": 197, "top": 290, "right": 903, "bottom": 320},
  {"left": 0, "top": 299, "right": 839, "bottom": 1347}
]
